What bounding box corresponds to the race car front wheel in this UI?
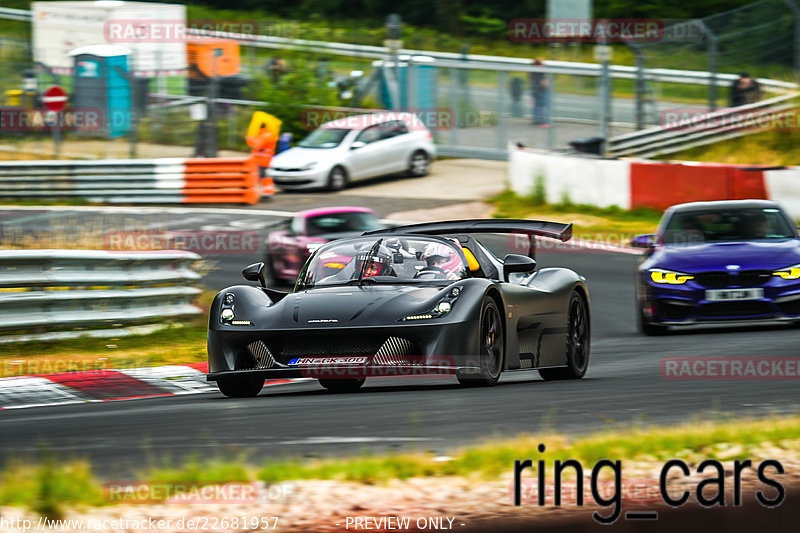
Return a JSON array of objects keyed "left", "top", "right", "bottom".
[
  {"left": 319, "top": 378, "right": 365, "bottom": 393},
  {"left": 539, "top": 290, "right": 590, "bottom": 380},
  {"left": 457, "top": 295, "right": 504, "bottom": 387},
  {"left": 216, "top": 375, "right": 265, "bottom": 398}
]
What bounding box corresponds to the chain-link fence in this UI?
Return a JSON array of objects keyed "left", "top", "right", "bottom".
[{"left": 2, "top": 0, "right": 799, "bottom": 160}]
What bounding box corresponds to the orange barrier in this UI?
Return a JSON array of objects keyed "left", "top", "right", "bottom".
[
  {"left": 630, "top": 161, "right": 768, "bottom": 210},
  {"left": 0, "top": 157, "right": 274, "bottom": 205},
  {"left": 182, "top": 156, "right": 273, "bottom": 204}
]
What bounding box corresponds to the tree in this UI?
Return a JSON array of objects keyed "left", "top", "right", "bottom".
[{"left": 249, "top": 57, "right": 340, "bottom": 140}]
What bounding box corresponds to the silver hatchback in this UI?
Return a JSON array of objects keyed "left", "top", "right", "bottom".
[{"left": 269, "top": 112, "right": 436, "bottom": 191}]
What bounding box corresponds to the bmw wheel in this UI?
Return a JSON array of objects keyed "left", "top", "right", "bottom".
[
  {"left": 217, "top": 375, "right": 265, "bottom": 398},
  {"left": 408, "top": 150, "right": 430, "bottom": 177},
  {"left": 539, "top": 291, "right": 590, "bottom": 380},
  {"left": 327, "top": 166, "right": 348, "bottom": 191},
  {"left": 457, "top": 295, "right": 504, "bottom": 387},
  {"left": 637, "top": 301, "right": 667, "bottom": 336}
]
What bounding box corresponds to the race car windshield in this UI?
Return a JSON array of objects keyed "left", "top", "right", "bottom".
[
  {"left": 662, "top": 208, "right": 795, "bottom": 245},
  {"left": 298, "top": 128, "right": 350, "bottom": 149},
  {"left": 298, "top": 237, "right": 468, "bottom": 288}
]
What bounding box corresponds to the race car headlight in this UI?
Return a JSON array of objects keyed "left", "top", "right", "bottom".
[
  {"left": 773, "top": 264, "right": 800, "bottom": 280},
  {"left": 434, "top": 301, "right": 451, "bottom": 314},
  {"left": 649, "top": 269, "right": 694, "bottom": 285},
  {"left": 404, "top": 288, "right": 460, "bottom": 320}
]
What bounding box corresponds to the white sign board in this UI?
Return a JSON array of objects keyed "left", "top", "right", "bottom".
[
  {"left": 547, "top": 0, "right": 592, "bottom": 37},
  {"left": 32, "top": 1, "right": 187, "bottom": 73}
]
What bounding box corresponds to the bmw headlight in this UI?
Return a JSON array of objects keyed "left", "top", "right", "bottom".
[
  {"left": 649, "top": 268, "right": 694, "bottom": 285},
  {"left": 773, "top": 264, "right": 800, "bottom": 280}
]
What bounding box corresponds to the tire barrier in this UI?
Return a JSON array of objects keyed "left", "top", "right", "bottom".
[
  {"left": 0, "top": 250, "right": 202, "bottom": 339},
  {"left": 509, "top": 144, "right": 800, "bottom": 218},
  {"left": 0, "top": 156, "right": 274, "bottom": 204}
]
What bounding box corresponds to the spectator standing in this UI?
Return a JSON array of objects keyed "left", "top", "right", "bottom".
[
  {"left": 266, "top": 57, "right": 288, "bottom": 83},
  {"left": 529, "top": 58, "right": 550, "bottom": 126},
  {"left": 729, "top": 72, "right": 761, "bottom": 107},
  {"left": 246, "top": 122, "right": 277, "bottom": 179},
  {"left": 509, "top": 76, "right": 524, "bottom": 118}
]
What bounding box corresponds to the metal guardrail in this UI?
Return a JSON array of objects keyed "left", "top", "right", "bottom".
[
  {"left": 606, "top": 93, "right": 800, "bottom": 158},
  {"left": 0, "top": 157, "right": 270, "bottom": 203},
  {"left": 0, "top": 250, "right": 202, "bottom": 335},
  {"left": 0, "top": 7, "right": 30, "bottom": 22}
]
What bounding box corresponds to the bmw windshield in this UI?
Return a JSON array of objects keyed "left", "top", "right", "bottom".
[
  {"left": 662, "top": 207, "right": 796, "bottom": 245},
  {"left": 297, "top": 237, "right": 468, "bottom": 288}
]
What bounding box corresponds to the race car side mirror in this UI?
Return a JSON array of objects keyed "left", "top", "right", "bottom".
[
  {"left": 242, "top": 262, "right": 267, "bottom": 288},
  {"left": 502, "top": 254, "right": 537, "bottom": 282},
  {"left": 350, "top": 141, "right": 366, "bottom": 150}
]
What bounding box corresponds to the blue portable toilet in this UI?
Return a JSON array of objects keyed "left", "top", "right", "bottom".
[
  {"left": 69, "top": 44, "right": 132, "bottom": 138},
  {"left": 376, "top": 55, "right": 437, "bottom": 115}
]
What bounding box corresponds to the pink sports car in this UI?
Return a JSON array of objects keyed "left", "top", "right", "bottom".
[{"left": 265, "top": 206, "right": 385, "bottom": 284}]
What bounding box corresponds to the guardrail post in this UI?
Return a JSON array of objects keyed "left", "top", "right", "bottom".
[
  {"left": 497, "top": 70, "right": 506, "bottom": 151},
  {"left": 632, "top": 44, "right": 646, "bottom": 130},
  {"left": 783, "top": 0, "right": 800, "bottom": 80},
  {"left": 705, "top": 23, "right": 719, "bottom": 112},
  {"left": 450, "top": 67, "right": 459, "bottom": 144}
]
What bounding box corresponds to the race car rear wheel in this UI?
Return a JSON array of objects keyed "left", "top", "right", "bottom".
[
  {"left": 457, "top": 296, "right": 504, "bottom": 387},
  {"left": 216, "top": 375, "right": 265, "bottom": 398},
  {"left": 319, "top": 378, "right": 365, "bottom": 392},
  {"left": 539, "top": 291, "right": 590, "bottom": 380}
]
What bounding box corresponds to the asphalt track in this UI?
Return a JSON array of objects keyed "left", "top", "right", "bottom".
[{"left": 1, "top": 202, "right": 800, "bottom": 477}]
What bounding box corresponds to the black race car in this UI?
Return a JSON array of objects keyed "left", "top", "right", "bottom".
[{"left": 207, "top": 219, "right": 591, "bottom": 397}]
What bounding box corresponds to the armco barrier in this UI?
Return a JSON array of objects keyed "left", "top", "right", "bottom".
[
  {"left": 0, "top": 250, "right": 202, "bottom": 339},
  {"left": 508, "top": 144, "right": 800, "bottom": 218},
  {"left": 0, "top": 156, "right": 274, "bottom": 204}
]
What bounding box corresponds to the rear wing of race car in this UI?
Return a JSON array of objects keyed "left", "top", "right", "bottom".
[{"left": 364, "top": 219, "right": 573, "bottom": 242}]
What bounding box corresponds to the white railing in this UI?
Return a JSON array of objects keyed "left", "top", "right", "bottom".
[{"left": 606, "top": 92, "right": 800, "bottom": 158}]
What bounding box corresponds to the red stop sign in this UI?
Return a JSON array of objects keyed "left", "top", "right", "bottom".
[{"left": 43, "top": 86, "right": 68, "bottom": 112}]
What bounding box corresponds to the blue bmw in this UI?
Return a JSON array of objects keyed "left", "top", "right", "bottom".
[{"left": 632, "top": 200, "right": 800, "bottom": 334}]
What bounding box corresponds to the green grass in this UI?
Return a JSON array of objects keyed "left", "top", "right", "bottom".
[
  {"left": 491, "top": 190, "right": 663, "bottom": 240},
  {"left": 0, "top": 316, "right": 210, "bottom": 377},
  {"left": 2, "top": 415, "right": 798, "bottom": 514},
  {"left": 663, "top": 127, "right": 800, "bottom": 166},
  {"left": 0, "top": 453, "right": 105, "bottom": 519}
]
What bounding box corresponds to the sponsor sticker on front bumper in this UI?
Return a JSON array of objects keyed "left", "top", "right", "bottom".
[
  {"left": 705, "top": 288, "right": 764, "bottom": 301},
  {"left": 288, "top": 357, "right": 368, "bottom": 365}
]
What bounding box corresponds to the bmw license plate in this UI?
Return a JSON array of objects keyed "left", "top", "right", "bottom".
[{"left": 705, "top": 288, "right": 764, "bottom": 301}]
